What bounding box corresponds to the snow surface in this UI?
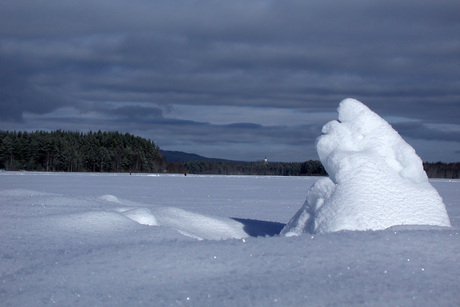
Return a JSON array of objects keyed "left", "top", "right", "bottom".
[
  {"left": 1, "top": 172, "right": 459, "bottom": 306},
  {"left": 282, "top": 98, "right": 450, "bottom": 235}
]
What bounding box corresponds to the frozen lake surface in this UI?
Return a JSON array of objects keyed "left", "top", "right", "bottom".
[{"left": 1, "top": 172, "right": 459, "bottom": 306}]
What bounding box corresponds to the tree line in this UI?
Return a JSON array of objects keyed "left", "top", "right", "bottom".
[
  {"left": 0, "top": 130, "right": 166, "bottom": 173},
  {"left": 176, "top": 160, "right": 459, "bottom": 178},
  {"left": 177, "top": 160, "right": 327, "bottom": 176},
  {"left": 423, "top": 162, "right": 459, "bottom": 179},
  {"left": 1, "top": 130, "right": 458, "bottom": 178}
]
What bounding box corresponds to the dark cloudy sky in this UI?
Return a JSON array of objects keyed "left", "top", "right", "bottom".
[{"left": 1, "top": 1, "right": 459, "bottom": 162}]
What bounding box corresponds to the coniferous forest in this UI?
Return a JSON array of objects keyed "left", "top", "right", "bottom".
[
  {"left": 179, "top": 160, "right": 327, "bottom": 176},
  {"left": 0, "top": 130, "right": 166, "bottom": 173},
  {"left": 0, "top": 130, "right": 458, "bottom": 178}
]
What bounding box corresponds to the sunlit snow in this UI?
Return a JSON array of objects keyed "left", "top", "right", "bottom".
[
  {"left": 1, "top": 172, "right": 459, "bottom": 306},
  {"left": 282, "top": 99, "right": 451, "bottom": 235}
]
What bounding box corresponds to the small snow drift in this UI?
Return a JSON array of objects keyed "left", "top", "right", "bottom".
[
  {"left": 157, "top": 207, "right": 247, "bottom": 240},
  {"left": 96, "top": 194, "right": 248, "bottom": 240},
  {"left": 282, "top": 98, "right": 451, "bottom": 235},
  {"left": 117, "top": 208, "right": 158, "bottom": 226}
]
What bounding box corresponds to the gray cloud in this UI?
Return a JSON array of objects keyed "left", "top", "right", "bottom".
[
  {"left": 393, "top": 122, "right": 460, "bottom": 143},
  {"left": 1, "top": 1, "right": 459, "bottom": 161},
  {"left": 108, "top": 106, "right": 164, "bottom": 120}
]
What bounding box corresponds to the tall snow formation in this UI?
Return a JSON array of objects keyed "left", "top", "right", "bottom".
[{"left": 282, "top": 98, "right": 451, "bottom": 235}]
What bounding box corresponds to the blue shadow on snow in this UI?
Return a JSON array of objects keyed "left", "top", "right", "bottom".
[{"left": 231, "top": 217, "right": 285, "bottom": 237}]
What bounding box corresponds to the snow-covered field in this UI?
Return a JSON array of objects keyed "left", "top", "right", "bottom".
[{"left": 1, "top": 172, "right": 459, "bottom": 306}]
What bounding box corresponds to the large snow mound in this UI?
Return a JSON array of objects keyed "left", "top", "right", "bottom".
[{"left": 282, "top": 98, "right": 451, "bottom": 235}]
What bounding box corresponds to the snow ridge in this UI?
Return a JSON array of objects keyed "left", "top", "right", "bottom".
[{"left": 68, "top": 193, "right": 247, "bottom": 240}]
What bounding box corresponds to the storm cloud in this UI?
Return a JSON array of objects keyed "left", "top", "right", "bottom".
[{"left": 1, "top": 0, "right": 459, "bottom": 161}]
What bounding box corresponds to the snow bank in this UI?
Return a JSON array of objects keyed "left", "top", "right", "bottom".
[
  {"left": 282, "top": 98, "right": 451, "bottom": 235},
  {"left": 53, "top": 193, "right": 248, "bottom": 240}
]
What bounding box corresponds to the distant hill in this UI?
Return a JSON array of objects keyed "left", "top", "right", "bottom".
[{"left": 160, "top": 150, "right": 236, "bottom": 162}]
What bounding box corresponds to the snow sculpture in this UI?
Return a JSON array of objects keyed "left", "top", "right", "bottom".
[{"left": 282, "top": 98, "right": 451, "bottom": 235}]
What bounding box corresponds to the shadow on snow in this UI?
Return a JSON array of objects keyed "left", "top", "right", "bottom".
[{"left": 231, "top": 217, "right": 285, "bottom": 237}]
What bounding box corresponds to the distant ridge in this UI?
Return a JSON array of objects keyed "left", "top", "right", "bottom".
[{"left": 160, "top": 150, "right": 237, "bottom": 162}]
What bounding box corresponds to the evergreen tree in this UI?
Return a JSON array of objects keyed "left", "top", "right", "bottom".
[{"left": 0, "top": 130, "right": 166, "bottom": 173}]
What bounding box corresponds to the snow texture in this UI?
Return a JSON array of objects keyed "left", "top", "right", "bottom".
[
  {"left": 282, "top": 98, "right": 451, "bottom": 235},
  {"left": 1, "top": 172, "right": 459, "bottom": 306},
  {"left": 56, "top": 193, "right": 247, "bottom": 240}
]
